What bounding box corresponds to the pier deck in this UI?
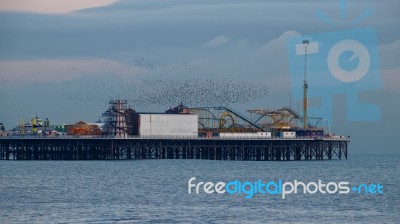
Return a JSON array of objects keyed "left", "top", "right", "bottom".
[{"left": 0, "top": 137, "right": 349, "bottom": 161}]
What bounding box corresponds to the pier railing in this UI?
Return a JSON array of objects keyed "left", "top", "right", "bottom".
[{"left": 0, "top": 135, "right": 350, "bottom": 141}]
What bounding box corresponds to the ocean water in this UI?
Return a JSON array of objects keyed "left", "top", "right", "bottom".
[{"left": 0, "top": 155, "right": 399, "bottom": 223}]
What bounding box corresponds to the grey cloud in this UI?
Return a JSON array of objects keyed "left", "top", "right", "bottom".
[
  {"left": 204, "top": 36, "right": 230, "bottom": 48},
  {"left": 1, "top": 0, "right": 399, "bottom": 60},
  {"left": 379, "top": 39, "right": 400, "bottom": 69}
]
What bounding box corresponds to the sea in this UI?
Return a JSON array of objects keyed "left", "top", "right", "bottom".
[{"left": 0, "top": 154, "right": 399, "bottom": 223}]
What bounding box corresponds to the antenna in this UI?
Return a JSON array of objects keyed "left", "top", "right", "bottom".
[{"left": 302, "top": 40, "right": 309, "bottom": 128}]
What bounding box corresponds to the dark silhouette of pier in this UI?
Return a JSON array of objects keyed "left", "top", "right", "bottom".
[{"left": 0, "top": 137, "right": 348, "bottom": 161}]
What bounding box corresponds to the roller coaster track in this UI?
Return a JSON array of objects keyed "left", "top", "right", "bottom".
[
  {"left": 216, "top": 107, "right": 264, "bottom": 131},
  {"left": 252, "top": 107, "right": 300, "bottom": 128},
  {"left": 190, "top": 106, "right": 265, "bottom": 131}
]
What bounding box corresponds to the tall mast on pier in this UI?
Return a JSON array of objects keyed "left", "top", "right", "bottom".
[{"left": 302, "top": 40, "right": 309, "bottom": 128}]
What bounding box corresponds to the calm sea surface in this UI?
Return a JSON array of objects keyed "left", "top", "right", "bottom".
[{"left": 0, "top": 155, "right": 399, "bottom": 223}]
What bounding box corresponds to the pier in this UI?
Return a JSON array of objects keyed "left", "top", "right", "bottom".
[{"left": 0, "top": 137, "right": 349, "bottom": 161}]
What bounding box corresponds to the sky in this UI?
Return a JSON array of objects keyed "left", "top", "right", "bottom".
[{"left": 0, "top": 0, "right": 399, "bottom": 153}]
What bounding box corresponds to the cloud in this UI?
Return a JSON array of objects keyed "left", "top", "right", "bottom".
[
  {"left": 381, "top": 68, "right": 400, "bottom": 95},
  {"left": 258, "top": 30, "right": 301, "bottom": 54},
  {"left": 379, "top": 39, "right": 400, "bottom": 69},
  {"left": 0, "top": 0, "right": 118, "bottom": 14},
  {"left": 0, "top": 58, "right": 143, "bottom": 82},
  {"left": 377, "top": 39, "right": 400, "bottom": 94},
  {"left": 252, "top": 30, "right": 302, "bottom": 75},
  {"left": 204, "top": 36, "right": 230, "bottom": 48}
]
